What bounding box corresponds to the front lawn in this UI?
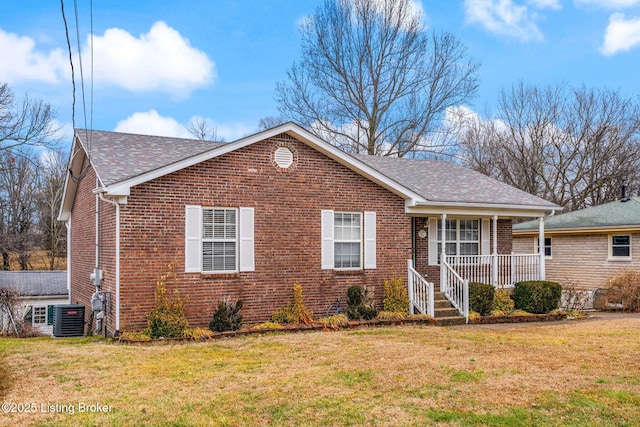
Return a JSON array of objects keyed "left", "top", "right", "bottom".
[{"left": 1, "top": 316, "right": 639, "bottom": 426}]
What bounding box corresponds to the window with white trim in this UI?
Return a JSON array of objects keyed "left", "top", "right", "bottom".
[
  {"left": 32, "top": 306, "right": 47, "bottom": 324},
  {"left": 535, "top": 237, "right": 552, "bottom": 258},
  {"left": 203, "top": 208, "right": 237, "bottom": 272},
  {"left": 321, "top": 210, "right": 376, "bottom": 270},
  {"left": 185, "top": 206, "right": 255, "bottom": 274},
  {"left": 610, "top": 235, "right": 631, "bottom": 260},
  {"left": 334, "top": 212, "right": 362, "bottom": 269},
  {"left": 436, "top": 219, "right": 480, "bottom": 261}
]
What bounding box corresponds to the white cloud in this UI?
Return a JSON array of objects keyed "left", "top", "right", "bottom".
[
  {"left": 114, "top": 111, "right": 253, "bottom": 141},
  {"left": 527, "top": 0, "right": 561, "bottom": 9},
  {"left": 464, "top": 0, "right": 545, "bottom": 41},
  {"left": 114, "top": 110, "right": 191, "bottom": 138},
  {"left": 575, "top": 0, "right": 640, "bottom": 9},
  {"left": 87, "top": 21, "right": 215, "bottom": 97},
  {"left": 0, "top": 29, "right": 67, "bottom": 84},
  {"left": 600, "top": 13, "right": 640, "bottom": 55}
]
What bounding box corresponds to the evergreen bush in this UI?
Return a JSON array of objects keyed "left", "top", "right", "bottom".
[
  {"left": 209, "top": 297, "right": 243, "bottom": 332},
  {"left": 513, "top": 280, "right": 562, "bottom": 314},
  {"left": 469, "top": 282, "right": 494, "bottom": 316},
  {"left": 383, "top": 274, "right": 410, "bottom": 313}
]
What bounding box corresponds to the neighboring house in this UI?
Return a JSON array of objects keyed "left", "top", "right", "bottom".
[
  {"left": 513, "top": 196, "right": 640, "bottom": 307},
  {"left": 58, "top": 123, "right": 558, "bottom": 335},
  {"left": 0, "top": 271, "right": 69, "bottom": 335}
]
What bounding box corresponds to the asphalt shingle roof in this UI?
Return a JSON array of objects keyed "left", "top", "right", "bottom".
[
  {"left": 77, "top": 129, "right": 226, "bottom": 187},
  {"left": 76, "top": 128, "right": 557, "bottom": 209},
  {"left": 354, "top": 155, "right": 557, "bottom": 207},
  {"left": 0, "top": 271, "right": 68, "bottom": 297},
  {"left": 513, "top": 197, "right": 640, "bottom": 231}
]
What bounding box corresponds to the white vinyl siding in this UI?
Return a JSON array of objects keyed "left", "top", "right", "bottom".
[
  {"left": 185, "top": 206, "right": 254, "bottom": 273},
  {"left": 321, "top": 210, "right": 376, "bottom": 270}
]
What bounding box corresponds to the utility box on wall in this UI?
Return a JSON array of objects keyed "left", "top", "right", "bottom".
[{"left": 53, "top": 305, "right": 85, "bottom": 337}]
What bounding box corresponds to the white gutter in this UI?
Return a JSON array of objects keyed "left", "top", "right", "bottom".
[{"left": 98, "top": 192, "right": 121, "bottom": 333}]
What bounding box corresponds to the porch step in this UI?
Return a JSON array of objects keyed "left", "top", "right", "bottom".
[{"left": 433, "top": 292, "right": 466, "bottom": 326}]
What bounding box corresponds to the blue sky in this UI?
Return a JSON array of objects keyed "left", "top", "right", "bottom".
[{"left": 2, "top": 0, "right": 640, "bottom": 143}]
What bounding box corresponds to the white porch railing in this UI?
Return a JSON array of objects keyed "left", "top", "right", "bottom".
[
  {"left": 444, "top": 254, "right": 541, "bottom": 287},
  {"left": 407, "top": 260, "right": 434, "bottom": 317},
  {"left": 442, "top": 258, "right": 469, "bottom": 323}
]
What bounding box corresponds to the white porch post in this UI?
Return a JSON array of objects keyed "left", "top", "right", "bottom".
[
  {"left": 492, "top": 215, "right": 498, "bottom": 286},
  {"left": 440, "top": 213, "right": 447, "bottom": 292},
  {"left": 538, "top": 216, "right": 546, "bottom": 280},
  {"left": 407, "top": 259, "right": 415, "bottom": 315}
]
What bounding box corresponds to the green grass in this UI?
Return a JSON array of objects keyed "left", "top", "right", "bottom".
[{"left": 1, "top": 318, "right": 640, "bottom": 426}]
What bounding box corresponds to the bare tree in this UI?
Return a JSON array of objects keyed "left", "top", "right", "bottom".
[
  {"left": 457, "top": 83, "right": 640, "bottom": 210},
  {"left": 275, "top": 0, "right": 479, "bottom": 157},
  {"left": 0, "top": 149, "right": 40, "bottom": 269},
  {"left": 36, "top": 149, "right": 67, "bottom": 270},
  {"left": 185, "top": 117, "right": 224, "bottom": 141},
  {"left": 0, "top": 82, "right": 59, "bottom": 153},
  {"left": 257, "top": 116, "right": 287, "bottom": 132}
]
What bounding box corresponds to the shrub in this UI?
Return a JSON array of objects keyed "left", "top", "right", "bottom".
[
  {"left": 513, "top": 280, "right": 562, "bottom": 314},
  {"left": 383, "top": 274, "right": 410, "bottom": 313},
  {"left": 469, "top": 282, "right": 494, "bottom": 316},
  {"left": 209, "top": 297, "right": 243, "bottom": 332},
  {"left": 606, "top": 270, "right": 640, "bottom": 312},
  {"left": 319, "top": 314, "right": 349, "bottom": 329},
  {"left": 145, "top": 266, "right": 188, "bottom": 338},
  {"left": 271, "top": 283, "right": 313, "bottom": 324},
  {"left": 377, "top": 311, "right": 407, "bottom": 320},
  {"left": 184, "top": 328, "right": 215, "bottom": 339},
  {"left": 252, "top": 321, "right": 284, "bottom": 330},
  {"left": 345, "top": 286, "right": 378, "bottom": 320},
  {"left": 347, "top": 286, "right": 363, "bottom": 307},
  {"left": 492, "top": 288, "right": 515, "bottom": 315}
]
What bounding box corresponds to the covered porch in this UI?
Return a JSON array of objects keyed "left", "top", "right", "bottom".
[{"left": 407, "top": 213, "right": 550, "bottom": 323}]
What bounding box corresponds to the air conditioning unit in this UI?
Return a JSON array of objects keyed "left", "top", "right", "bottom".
[{"left": 53, "top": 305, "right": 85, "bottom": 337}]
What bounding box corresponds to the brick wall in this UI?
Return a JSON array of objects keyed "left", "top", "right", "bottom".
[
  {"left": 106, "top": 133, "right": 412, "bottom": 331},
  {"left": 69, "top": 155, "right": 118, "bottom": 334}
]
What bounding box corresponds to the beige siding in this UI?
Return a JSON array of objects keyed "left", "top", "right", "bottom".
[{"left": 514, "top": 233, "right": 640, "bottom": 290}]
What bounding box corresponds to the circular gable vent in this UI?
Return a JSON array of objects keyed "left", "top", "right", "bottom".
[{"left": 274, "top": 146, "right": 294, "bottom": 168}]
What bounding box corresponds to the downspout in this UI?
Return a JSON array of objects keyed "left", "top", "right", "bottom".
[
  {"left": 98, "top": 193, "right": 121, "bottom": 334},
  {"left": 65, "top": 220, "right": 71, "bottom": 304}
]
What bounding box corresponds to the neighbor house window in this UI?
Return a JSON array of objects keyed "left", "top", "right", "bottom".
[
  {"left": 437, "top": 219, "right": 479, "bottom": 262},
  {"left": 610, "top": 235, "right": 631, "bottom": 260},
  {"left": 32, "top": 306, "right": 47, "bottom": 324},
  {"left": 202, "top": 208, "right": 237, "bottom": 272},
  {"left": 536, "top": 237, "right": 552, "bottom": 258},
  {"left": 334, "top": 212, "right": 362, "bottom": 269}
]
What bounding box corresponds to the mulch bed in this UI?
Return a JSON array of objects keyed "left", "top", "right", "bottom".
[{"left": 469, "top": 312, "right": 567, "bottom": 324}]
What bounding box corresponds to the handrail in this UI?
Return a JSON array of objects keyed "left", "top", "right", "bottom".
[
  {"left": 442, "top": 258, "right": 469, "bottom": 323},
  {"left": 445, "top": 254, "right": 540, "bottom": 287},
  {"left": 407, "top": 260, "right": 434, "bottom": 317}
]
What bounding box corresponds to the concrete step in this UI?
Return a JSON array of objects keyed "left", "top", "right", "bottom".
[
  {"left": 436, "top": 316, "right": 467, "bottom": 326},
  {"left": 434, "top": 299, "right": 453, "bottom": 309},
  {"left": 434, "top": 307, "right": 461, "bottom": 318}
]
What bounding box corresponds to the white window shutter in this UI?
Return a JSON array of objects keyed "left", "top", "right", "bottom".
[
  {"left": 321, "top": 210, "right": 334, "bottom": 269},
  {"left": 428, "top": 218, "right": 438, "bottom": 266},
  {"left": 185, "top": 205, "right": 202, "bottom": 273},
  {"left": 239, "top": 207, "right": 255, "bottom": 272},
  {"left": 481, "top": 218, "right": 491, "bottom": 256},
  {"left": 364, "top": 211, "right": 376, "bottom": 269}
]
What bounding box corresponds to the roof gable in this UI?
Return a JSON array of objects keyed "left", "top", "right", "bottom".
[{"left": 59, "top": 123, "right": 559, "bottom": 219}]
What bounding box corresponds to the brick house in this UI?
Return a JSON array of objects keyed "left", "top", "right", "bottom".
[{"left": 59, "top": 123, "right": 558, "bottom": 335}]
